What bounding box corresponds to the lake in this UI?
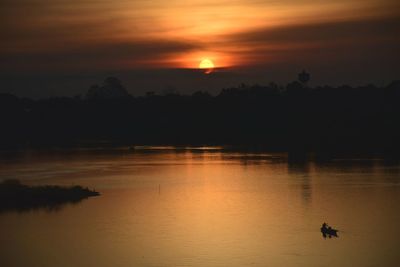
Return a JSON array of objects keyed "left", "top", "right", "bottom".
[{"left": 0, "top": 147, "right": 399, "bottom": 267}]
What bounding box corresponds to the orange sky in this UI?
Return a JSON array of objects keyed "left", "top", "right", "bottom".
[
  {"left": 1, "top": 0, "right": 399, "bottom": 69},
  {"left": 0, "top": 0, "right": 399, "bottom": 96}
]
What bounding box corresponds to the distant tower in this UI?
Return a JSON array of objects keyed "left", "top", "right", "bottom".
[{"left": 298, "top": 70, "right": 310, "bottom": 85}]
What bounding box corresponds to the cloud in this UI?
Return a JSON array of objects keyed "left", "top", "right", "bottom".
[
  {"left": 0, "top": 39, "right": 203, "bottom": 72},
  {"left": 225, "top": 16, "right": 400, "bottom": 44},
  {"left": 219, "top": 15, "right": 400, "bottom": 66},
  {"left": 1, "top": 0, "right": 399, "bottom": 96}
]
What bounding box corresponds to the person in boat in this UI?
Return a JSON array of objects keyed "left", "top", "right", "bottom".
[
  {"left": 321, "top": 223, "right": 328, "bottom": 238},
  {"left": 321, "top": 222, "right": 339, "bottom": 238}
]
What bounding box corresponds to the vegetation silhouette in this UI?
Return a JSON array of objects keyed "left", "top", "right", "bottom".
[
  {"left": 1, "top": 76, "right": 400, "bottom": 154},
  {"left": 298, "top": 70, "right": 310, "bottom": 85},
  {"left": 0, "top": 179, "right": 100, "bottom": 213}
]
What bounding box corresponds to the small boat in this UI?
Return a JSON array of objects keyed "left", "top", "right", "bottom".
[{"left": 321, "top": 223, "right": 339, "bottom": 237}]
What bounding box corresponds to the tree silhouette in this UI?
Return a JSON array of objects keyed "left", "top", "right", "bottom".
[
  {"left": 86, "top": 77, "right": 129, "bottom": 99},
  {"left": 298, "top": 70, "right": 310, "bottom": 85},
  {"left": 1, "top": 76, "right": 400, "bottom": 153}
]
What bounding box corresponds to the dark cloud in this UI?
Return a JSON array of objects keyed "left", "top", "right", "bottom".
[
  {"left": 222, "top": 15, "right": 400, "bottom": 81},
  {"left": 0, "top": 40, "right": 203, "bottom": 72},
  {"left": 224, "top": 15, "right": 400, "bottom": 53}
]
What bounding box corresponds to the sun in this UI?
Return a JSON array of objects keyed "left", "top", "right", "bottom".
[
  {"left": 199, "top": 58, "right": 215, "bottom": 74},
  {"left": 199, "top": 58, "right": 214, "bottom": 69}
]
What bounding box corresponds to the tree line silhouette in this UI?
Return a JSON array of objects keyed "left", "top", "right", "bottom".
[{"left": 1, "top": 75, "right": 399, "bottom": 153}]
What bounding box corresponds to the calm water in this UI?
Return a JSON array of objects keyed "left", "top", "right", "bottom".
[{"left": 0, "top": 148, "right": 399, "bottom": 267}]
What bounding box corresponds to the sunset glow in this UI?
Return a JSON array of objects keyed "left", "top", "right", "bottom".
[
  {"left": 199, "top": 59, "right": 214, "bottom": 69},
  {"left": 199, "top": 59, "right": 215, "bottom": 74},
  {"left": 1, "top": 0, "right": 399, "bottom": 96},
  {"left": 1, "top": 1, "right": 400, "bottom": 266},
  {"left": 1, "top": 0, "right": 398, "bottom": 72}
]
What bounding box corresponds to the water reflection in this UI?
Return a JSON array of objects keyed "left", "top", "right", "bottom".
[
  {"left": 0, "top": 148, "right": 399, "bottom": 267},
  {"left": 287, "top": 158, "right": 312, "bottom": 205},
  {"left": 0, "top": 197, "right": 85, "bottom": 214}
]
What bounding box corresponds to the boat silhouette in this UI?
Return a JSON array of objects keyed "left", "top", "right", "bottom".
[{"left": 321, "top": 223, "right": 339, "bottom": 238}]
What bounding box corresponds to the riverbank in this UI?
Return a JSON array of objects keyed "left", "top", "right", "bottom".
[{"left": 0, "top": 179, "right": 100, "bottom": 212}]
